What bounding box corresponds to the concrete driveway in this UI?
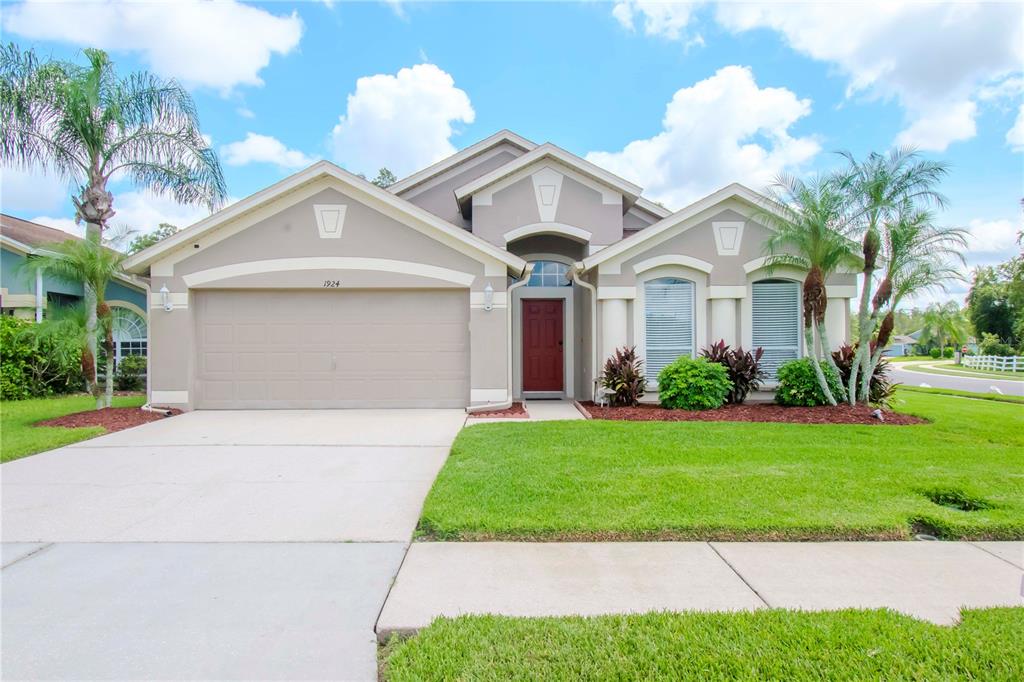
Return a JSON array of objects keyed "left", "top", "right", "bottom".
[{"left": 2, "top": 409, "right": 466, "bottom": 680}]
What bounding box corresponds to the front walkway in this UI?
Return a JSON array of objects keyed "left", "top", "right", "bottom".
[
  {"left": 377, "top": 540, "right": 1024, "bottom": 638},
  {"left": 466, "top": 399, "right": 585, "bottom": 425},
  {"left": 2, "top": 409, "right": 466, "bottom": 681}
]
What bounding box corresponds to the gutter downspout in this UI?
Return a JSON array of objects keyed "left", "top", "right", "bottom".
[
  {"left": 34, "top": 267, "right": 43, "bottom": 322},
  {"left": 465, "top": 263, "right": 534, "bottom": 415},
  {"left": 569, "top": 264, "right": 598, "bottom": 402}
]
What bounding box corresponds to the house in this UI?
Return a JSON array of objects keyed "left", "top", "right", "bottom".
[
  {"left": 1, "top": 214, "right": 150, "bottom": 364},
  {"left": 883, "top": 334, "right": 917, "bottom": 357},
  {"left": 124, "top": 130, "right": 857, "bottom": 410}
]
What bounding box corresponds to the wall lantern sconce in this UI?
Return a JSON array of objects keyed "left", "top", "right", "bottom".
[
  {"left": 160, "top": 285, "right": 172, "bottom": 312},
  {"left": 483, "top": 283, "right": 494, "bottom": 311}
]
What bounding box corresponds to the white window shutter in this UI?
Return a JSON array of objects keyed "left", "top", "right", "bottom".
[
  {"left": 752, "top": 280, "right": 801, "bottom": 379},
  {"left": 644, "top": 278, "right": 694, "bottom": 381}
]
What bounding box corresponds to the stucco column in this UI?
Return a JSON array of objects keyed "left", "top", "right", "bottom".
[
  {"left": 600, "top": 298, "right": 628, "bottom": 361},
  {"left": 710, "top": 298, "right": 738, "bottom": 347},
  {"left": 826, "top": 297, "right": 848, "bottom": 349}
]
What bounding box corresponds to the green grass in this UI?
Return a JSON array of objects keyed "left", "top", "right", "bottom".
[
  {"left": 381, "top": 608, "right": 1024, "bottom": 681},
  {"left": 897, "top": 385, "right": 1024, "bottom": 404},
  {"left": 899, "top": 362, "right": 1024, "bottom": 381},
  {"left": 419, "top": 391, "right": 1024, "bottom": 541},
  {"left": 1, "top": 394, "right": 146, "bottom": 463},
  {"left": 887, "top": 355, "right": 934, "bottom": 362}
]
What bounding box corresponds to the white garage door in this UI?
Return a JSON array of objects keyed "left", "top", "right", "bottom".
[{"left": 194, "top": 290, "right": 469, "bottom": 409}]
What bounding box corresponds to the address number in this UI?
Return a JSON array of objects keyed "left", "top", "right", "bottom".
[{"left": 322, "top": 280, "right": 341, "bottom": 288}]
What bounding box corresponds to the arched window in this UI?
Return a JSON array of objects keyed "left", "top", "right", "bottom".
[
  {"left": 526, "top": 260, "right": 571, "bottom": 287},
  {"left": 752, "top": 279, "right": 801, "bottom": 379},
  {"left": 112, "top": 307, "right": 147, "bottom": 364},
  {"left": 644, "top": 277, "right": 694, "bottom": 380}
]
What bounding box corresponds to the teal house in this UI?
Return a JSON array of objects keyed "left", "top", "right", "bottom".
[{"left": 1, "top": 214, "right": 149, "bottom": 363}]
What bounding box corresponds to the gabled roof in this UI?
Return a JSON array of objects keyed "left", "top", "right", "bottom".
[
  {"left": 453, "top": 143, "right": 643, "bottom": 212},
  {"left": 388, "top": 129, "right": 537, "bottom": 195},
  {"left": 581, "top": 183, "right": 778, "bottom": 271},
  {"left": 634, "top": 197, "right": 672, "bottom": 219},
  {"left": 123, "top": 160, "right": 528, "bottom": 276},
  {"left": 1, "top": 213, "right": 82, "bottom": 248}
]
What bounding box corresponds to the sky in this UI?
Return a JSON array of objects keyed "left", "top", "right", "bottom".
[{"left": 1, "top": 0, "right": 1022, "bottom": 307}]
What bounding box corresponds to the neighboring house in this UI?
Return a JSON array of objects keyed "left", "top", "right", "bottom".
[
  {"left": 1, "top": 214, "right": 150, "bottom": 365},
  {"left": 884, "top": 334, "right": 917, "bottom": 357},
  {"left": 124, "top": 130, "right": 857, "bottom": 411}
]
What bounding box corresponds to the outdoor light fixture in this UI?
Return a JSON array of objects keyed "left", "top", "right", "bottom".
[
  {"left": 483, "top": 283, "right": 494, "bottom": 311},
  {"left": 160, "top": 285, "right": 172, "bottom": 312}
]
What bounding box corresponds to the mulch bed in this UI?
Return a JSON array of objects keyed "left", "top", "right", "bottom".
[
  {"left": 36, "top": 407, "right": 182, "bottom": 432},
  {"left": 469, "top": 402, "right": 528, "bottom": 418},
  {"left": 578, "top": 401, "right": 927, "bottom": 425}
]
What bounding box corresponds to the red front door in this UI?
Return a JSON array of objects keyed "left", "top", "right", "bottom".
[{"left": 522, "top": 299, "right": 564, "bottom": 392}]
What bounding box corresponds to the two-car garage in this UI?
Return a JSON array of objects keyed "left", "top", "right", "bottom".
[{"left": 193, "top": 289, "right": 470, "bottom": 409}]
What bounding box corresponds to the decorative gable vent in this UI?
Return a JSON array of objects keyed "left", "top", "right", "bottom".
[
  {"left": 713, "top": 221, "right": 744, "bottom": 256},
  {"left": 530, "top": 167, "right": 564, "bottom": 222},
  {"left": 314, "top": 204, "right": 348, "bottom": 239}
]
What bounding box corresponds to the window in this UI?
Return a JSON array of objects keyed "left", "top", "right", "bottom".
[
  {"left": 527, "top": 260, "right": 571, "bottom": 287},
  {"left": 752, "top": 280, "right": 801, "bottom": 380},
  {"left": 111, "top": 307, "right": 148, "bottom": 365},
  {"left": 644, "top": 277, "right": 694, "bottom": 380}
]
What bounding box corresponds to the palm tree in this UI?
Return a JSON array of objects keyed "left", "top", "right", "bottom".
[
  {"left": 0, "top": 44, "right": 226, "bottom": 393},
  {"left": 25, "top": 235, "right": 128, "bottom": 408},
  {"left": 921, "top": 301, "right": 969, "bottom": 356},
  {"left": 838, "top": 147, "right": 949, "bottom": 404},
  {"left": 757, "top": 173, "right": 862, "bottom": 405}
]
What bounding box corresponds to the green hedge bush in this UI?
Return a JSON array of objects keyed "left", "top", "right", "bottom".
[
  {"left": 775, "top": 358, "right": 843, "bottom": 407},
  {"left": 114, "top": 354, "right": 147, "bottom": 391},
  {"left": 657, "top": 356, "right": 732, "bottom": 410},
  {"left": 0, "top": 315, "right": 83, "bottom": 400},
  {"left": 929, "top": 348, "right": 942, "bottom": 359}
]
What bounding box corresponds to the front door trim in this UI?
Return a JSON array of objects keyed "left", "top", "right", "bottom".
[{"left": 513, "top": 286, "right": 573, "bottom": 399}]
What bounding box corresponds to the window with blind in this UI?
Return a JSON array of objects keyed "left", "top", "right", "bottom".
[
  {"left": 751, "top": 280, "right": 801, "bottom": 380},
  {"left": 644, "top": 278, "right": 694, "bottom": 381}
]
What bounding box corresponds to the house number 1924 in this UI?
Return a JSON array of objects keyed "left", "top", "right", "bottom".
[{"left": 322, "top": 280, "right": 341, "bottom": 288}]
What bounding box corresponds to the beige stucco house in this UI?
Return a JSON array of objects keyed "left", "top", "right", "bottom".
[{"left": 124, "top": 130, "right": 856, "bottom": 411}]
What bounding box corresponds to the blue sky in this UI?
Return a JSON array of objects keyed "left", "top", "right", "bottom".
[{"left": 2, "top": 0, "right": 1022, "bottom": 305}]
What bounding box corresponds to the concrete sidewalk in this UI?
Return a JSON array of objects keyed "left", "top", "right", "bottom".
[{"left": 376, "top": 541, "right": 1024, "bottom": 638}]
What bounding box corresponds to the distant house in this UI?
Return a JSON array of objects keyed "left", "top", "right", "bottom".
[
  {"left": 1, "top": 214, "right": 149, "bottom": 364},
  {"left": 884, "top": 334, "right": 917, "bottom": 357}
]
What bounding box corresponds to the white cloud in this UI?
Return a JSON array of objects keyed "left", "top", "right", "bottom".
[
  {"left": 331, "top": 64, "right": 475, "bottom": 177},
  {"left": 0, "top": 166, "right": 72, "bottom": 215},
  {"left": 713, "top": 1, "right": 1024, "bottom": 151},
  {"left": 222, "top": 133, "right": 315, "bottom": 169},
  {"left": 965, "top": 218, "right": 1021, "bottom": 266},
  {"left": 585, "top": 65, "right": 819, "bottom": 208},
  {"left": 29, "top": 216, "right": 84, "bottom": 239},
  {"left": 237, "top": 107, "right": 256, "bottom": 119},
  {"left": 612, "top": 1, "right": 704, "bottom": 40},
  {"left": 3, "top": 0, "right": 302, "bottom": 92},
  {"left": 1007, "top": 106, "right": 1024, "bottom": 153}
]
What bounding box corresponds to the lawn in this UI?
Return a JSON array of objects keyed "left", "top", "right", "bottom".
[
  {"left": 898, "top": 385, "right": 1024, "bottom": 404},
  {"left": 419, "top": 391, "right": 1024, "bottom": 540},
  {"left": 1, "top": 394, "right": 146, "bottom": 463},
  {"left": 381, "top": 608, "right": 1024, "bottom": 681},
  {"left": 887, "top": 355, "right": 935, "bottom": 363}
]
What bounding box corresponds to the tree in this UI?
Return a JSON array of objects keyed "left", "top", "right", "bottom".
[
  {"left": 757, "top": 173, "right": 862, "bottom": 405},
  {"left": 0, "top": 44, "right": 226, "bottom": 394},
  {"left": 26, "top": 235, "right": 127, "bottom": 408},
  {"left": 128, "top": 222, "right": 178, "bottom": 254},
  {"left": 966, "top": 265, "right": 1017, "bottom": 344},
  {"left": 370, "top": 167, "right": 398, "bottom": 188},
  {"left": 838, "top": 147, "right": 949, "bottom": 404},
  {"left": 920, "top": 301, "right": 969, "bottom": 353}
]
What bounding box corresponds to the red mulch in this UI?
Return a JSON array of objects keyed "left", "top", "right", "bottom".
[
  {"left": 470, "top": 402, "right": 529, "bottom": 418},
  {"left": 36, "top": 407, "right": 182, "bottom": 432},
  {"left": 578, "top": 401, "right": 926, "bottom": 425}
]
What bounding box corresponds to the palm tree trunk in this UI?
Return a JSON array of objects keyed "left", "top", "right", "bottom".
[
  {"left": 805, "top": 323, "right": 837, "bottom": 406},
  {"left": 815, "top": 319, "right": 846, "bottom": 402},
  {"left": 104, "top": 326, "right": 114, "bottom": 408},
  {"left": 83, "top": 281, "right": 101, "bottom": 408}
]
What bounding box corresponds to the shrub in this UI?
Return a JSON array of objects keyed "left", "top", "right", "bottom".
[
  {"left": 942, "top": 347, "right": 954, "bottom": 358},
  {"left": 114, "top": 355, "right": 147, "bottom": 391},
  {"left": 979, "top": 332, "right": 1015, "bottom": 357},
  {"left": 700, "top": 340, "right": 766, "bottom": 404},
  {"left": 775, "top": 358, "right": 843, "bottom": 407},
  {"left": 657, "top": 356, "right": 732, "bottom": 410},
  {"left": 929, "top": 348, "right": 942, "bottom": 359},
  {"left": 831, "top": 344, "right": 896, "bottom": 407},
  {"left": 0, "top": 315, "right": 84, "bottom": 400},
  {"left": 600, "top": 346, "right": 647, "bottom": 407}
]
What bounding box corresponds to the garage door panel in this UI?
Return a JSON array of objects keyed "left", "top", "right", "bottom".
[{"left": 194, "top": 290, "right": 469, "bottom": 408}]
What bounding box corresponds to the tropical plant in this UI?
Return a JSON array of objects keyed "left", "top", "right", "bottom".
[
  {"left": 1, "top": 309, "right": 86, "bottom": 400},
  {"left": 838, "top": 147, "right": 949, "bottom": 405},
  {"left": 657, "top": 357, "right": 732, "bottom": 411},
  {"left": 600, "top": 346, "right": 647, "bottom": 407},
  {"left": 831, "top": 344, "right": 895, "bottom": 407},
  {"left": 24, "top": 236, "right": 126, "bottom": 407},
  {"left": 114, "top": 354, "right": 147, "bottom": 391},
  {"left": 775, "top": 358, "right": 844, "bottom": 407},
  {"left": 0, "top": 43, "right": 226, "bottom": 395},
  {"left": 755, "top": 172, "right": 861, "bottom": 405},
  {"left": 919, "top": 301, "right": 969, "bottom": 356},
  {"left": 700, "top": 340, "right": 766, "bottom": 404}
]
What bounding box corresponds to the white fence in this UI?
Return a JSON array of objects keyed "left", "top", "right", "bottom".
[{"left": 962, "top": 355, "right": 1023, "bottom": 372}]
